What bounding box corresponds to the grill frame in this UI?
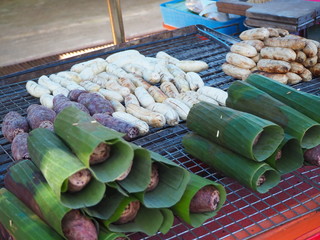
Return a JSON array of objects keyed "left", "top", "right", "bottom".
[{"left": 0, "top": 25, "right": 319, "bottom": 240}]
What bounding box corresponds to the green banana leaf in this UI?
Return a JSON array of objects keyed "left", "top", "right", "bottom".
[
  {"left": 28, "top": 128, "right": 106, "bottom": 208},
  {"left": 182, "top": 133, "right": 281, "bottom": 193},
  {"left": 265, "top": 135, "right": 304, "bottom": 174},
  {"left": 187, "top": 101, "right": 284, "bottom": 161},
  {"left": 133, "top": 149, "right": 191, "bottom": 209},
  {"left": 117, "top": 146, "right": 152, "bottom": 193},
  {"left": 159, "top": 208, "right": 174, "bottom": 234},
  {"left": 226, "top": 80, "right": 320, "bottom": 149},
  {"left": 171, "top": 173, "right": 226, "bottom": 228},
  {"left": 246, "top": 74, "right": 320, "bottom": 122},
  {"left": 54, "top": 106, "right": 134, "bottom": 183},
  {"left": 0, "top": 188, "right": 63, "bottom": 240},
  {"left": 98, "top": 228, "right": 129, "bottom": 240}
]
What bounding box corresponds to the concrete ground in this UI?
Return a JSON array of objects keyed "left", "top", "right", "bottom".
[{"left": 0, "top": 0, "right": 165, "bottom": 67}]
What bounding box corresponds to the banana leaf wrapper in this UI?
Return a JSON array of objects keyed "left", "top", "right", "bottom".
[
  {"left": 98, "top": 229, "right": 129, "bottom": 240},
  {"left": 170, "top": 173, "right": 226, "bottom": 228},
  {"left": 85, "top": 188, "right": 164, "bottom": 236},
  {"left": 54, "top": 106, "right": 134, "bottom": 183},
  {"left": 116, "top": 146, "right": 152, "bottom": 193},
  {"left": 28, "top": 128, "right": 106, "bottom": 208},
  {"left": 182, "top": 133, "right": 281, "bottom": 193},
  {"left": 246, "top": 74, "right": 320, "bottom": 123},
  {"left": 187, "top": 101, "right": 284, "bottom": 162},
  {"left": 226, "top": 80, "right": 320, "bottom": 149},
  {"left": 0, "top": 188, "right": 63, "bottom": 240},
  {"left": 265, "top": 135, "right": 303, "bottom": 174},
  {"left": 133, "top": 149, "right": 191, "bottom": 209}
]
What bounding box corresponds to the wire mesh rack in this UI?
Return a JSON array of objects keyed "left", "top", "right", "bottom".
[{"left": 0, "top": 25, "right": 319, "bottom": 239}]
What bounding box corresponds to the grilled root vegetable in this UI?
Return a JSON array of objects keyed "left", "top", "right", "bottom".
[
  {"left": 126, "top": 104, "right": 166, "bottom": 128},
  {"left": 190, "top": 185, "right": 220, "bottom": 213},
  {"left": 53, "top": 94, "right": 90, "bottom": 114},
  {"left": 257, "top": 59, "right": 291, "bottom": 73},
  {"left": 290, "top": 62, "right": 305, "bottom": 74},
  {"left": 53, "top": 86, "right": 70, "bottom": 97},
  {"left": 226, "top": 52, "right": 256, "bottom": 69},
  {"left": 38, "top": 75, "right": 61, "bottom": 91},
  {"left": 147, "top": 86, "right": 168, "bottom": 103},
  {"left": 77, "top": 92, "right": 114, "bottom": 115},
  {"left": 2, "top": 111, "right": 29, "bottom": 142},
  {"left": 26, "top": 80, "right": 51, "bottom": 97},
  {"left": 40, "top": 94, "right": 54, "bottom": 109},
  {"left": 90, "top": 142, "right": 111, "bottom": 165},
  {"left": 175, "top": 60, "right": 208, "bottom": 72},
  {"left": 230, "top": 42, "right": 257, "bottom": 57},
  {"left": 242, "top": 40, "right": 265, "bottom": 52},
  {"left": 98, "top": 88, "right": 124, "bottom": 102},
  {"left": 114, "top": 201, "right": 141, "bottom": 224},
  {"left": 260, "top": 47, "right": 296, "bottom": 62},
  {"left": 160, "top": 81, "right": 180, "bottom": 98},
  {"left": 222, "top": 63, "right": 251, "bottom": 80},
  {"left": 112, "top": 112, "right": 149, "bottom": 136},
  {"left": 68, "top": 169, "right": 92, "bottom": 192},
  {"left": 62, "top": 210, "right": 98, "bottom": 240},
  {"left": 186, "top": 72, "right": 205, "bottom": 91},
  {"left": 253, "top": 71, "right": 288, "bottom": 84},
  {"left": 296, "top": 51, "right": 307, "bottom": 63},
  {"left": 303, "top": 56, "right": 318, "bottom": 68},
  {"left": 303, "top": 40, "right": 318, "bottom": 57},
  {"left": 147, "top": 102, "right": 180, "bottom": 126},
  {"left": 146, "top": 164, "right": 160, "bottom": 192},
  {"left": 164, "top": 98, "right": 190, "bottom": 120},
  {"left": 57, "top": 71, "right": 82, "bottom": 83},
  {"left": 134, "top": 86, "right": 155, "bottom": 108},
  {"left": 310, "top": 63, "right": 320, "bottom": 76},
  {"left": 264, "top": 38, "right": 306, "bottom": 50},
  {"left": 11, "top": 132, "right": 30, "bottom": 161},
  {"left": 27, "top": 104, "right": 56, "bottom": 129},
  {"left": 197, "top": 86, "right": 228, "bottom": 106},
  {"left": 304, "top": 145, "right": 320, "bottom": 166},
  {"left": 68, "top": 89, "right": 88, "bottom": 101},
  {"left": 125, "top": 93, "right": 140, "bottom": 106},
  {"left": 239, "top": 27, "right": 270, "bottom": 40},
  {"left": 286, "top": 72, "right": 302, "bottom": 84},
  {"left": 300, "top": 69, "right": 312, "bottom": 81}
]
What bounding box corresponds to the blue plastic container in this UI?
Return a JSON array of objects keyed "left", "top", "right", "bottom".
[{"left": 160, "top": 0, "right": 247, "bottom": 35}]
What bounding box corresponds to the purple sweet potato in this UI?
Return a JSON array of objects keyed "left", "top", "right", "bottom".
[
  {"left": 92, "top": 113, "right": 139, "bottom": 140},
  {"left": 62, "top": 210, "right": 98, "bottom": 240},
  {"left": 53, "top": 94, "right": 89, "bottom": 114},
  {"left": 189, "top": 185, "right": 220, "bottom": 213},
  {"left": 68, "top": 89, "right": 88, "bottom": 101},
  {"left": 11, "top": 133, "right": 30, "bottom": 161},
  {"left": 26, "top": 104, "right": 56, "bottom": 129},
  {"left": 146, "top": 163, "right": 159, "bottom": 192},
  {"left": 304, "top": 145, "right": 320, "bottom": 166},
  {"left": 68, "top": 169, "right": 92, "bottom": 192},
  {"left": 114, "top": 201, "right": 140, "bottom": 225},
  {"left": 2, "top": 111, "right": 29, "bottom": 142},
  {"left": 77, "top": 92, "right": 114, "bottom": 115}
]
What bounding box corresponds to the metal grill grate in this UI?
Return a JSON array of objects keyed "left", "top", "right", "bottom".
[{"left": 0, "top": 25, "right": 319, "bottom": 239}]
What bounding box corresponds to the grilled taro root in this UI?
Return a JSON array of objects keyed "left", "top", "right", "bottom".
[
  {"left": 53, "top": 94, "right": 90, "bottom": 114},
  {"left": 68, "top": 169, "right": 92, "bottom": 192},
  {"left": 146, "top": 163, "right": 160, "bottom": 192},
  {"left": 89, "top": 142, "right": 111, "bottom": 165},
  {"left": 190, "top": 185, "right": 220, "bottom": 213},
  {"left": 62, "top": 210, "right": 98, "bottom": 240},
  {"left": 26, "top": 104, "right": 56, "bottom": 129},
  {"left": 77, "top": 92, "right": 114, "bottom": 116},
  {"left": 92, "top": 113, "right": 139, "bottom": 140},
  {"left": 2, "top": 111, "right": 29, "bottom": 142},
  {"left": 114, "top": 201, "right": 140, "bottom": 224},
  {"left": 11, "top": 132, "right": 30, "bottom": 161},
  {"left": 68, "top": 89, "right": 88, "bottom": 101},
  {"left": 304, "top": 145, "right": 320, "bottom": 166}
]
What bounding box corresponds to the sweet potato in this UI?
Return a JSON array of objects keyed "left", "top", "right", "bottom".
[
  {"left": 62, "top": 210, "right": 97, "bottom": 240},
  {"left": 290, "top": 62, "right": 305, "bottom": 74},
  {"left": 68, "top": 89, "right": 88, "bottom": 101},
  {"left": 303, "top": 40, "right": 318, "bottom": 58},
  {"left": 53, "top": 94, "right": 90, "bottom": 114},
  {"left": 264, "top": 38, "right": 306, "bottom": 50},
  {"left": 296, "top": 51, "right": 307, "bottom": 63},
  {"left": 310, "top": 63, "right": 320, "bottom": 77},
  {"left": 230, "top": 42, "right": 258, "bottom": 57},
  {"left": 68, "top": 169, "right": 92, "bottom": 192},
  {"left": 114, "top": 201, "right": 140, "bottom": 224},
  {"left": 286, "top": 72, "right": 302, "bottom": 84},
  {"left": 242, "top": 40, "right": 265, "bottom": 52},
  {"left": 257, "top": 59, "right": 291, "bottom": 73},
  {"left": 11, "top": 132, "right": 30, "bottom": 161},
  {"left": 239, "top": 28, "right": 270, "bottom": 40},
  {"left": 189, "top": 185, "right": 220, "bottom": 213},
  {"left": 226, "top": 52, "right": 256, "bottom": 69},
  {"left": 303, "top": 56, "right": 318, "bottom": 68},
  {"left": 221, "top": 63, "right": 251, "bottom": 80},
  {"left": 92, "top": 113, "right": 139, "bottom": 140},
  {"left": 2, "top": 111, "right": 29, "bottom": 142},
  {"left": 300, "top": 69, "right": 312, "bottom": 82},
  {"left": 26, "top": 104, "right": 56, "bottom": 129},
  {"left": 304, "top": 145, "right": 320, "bottom": 166},
  {"left": 252, "top": 71, "right": 288, "bottom": 84},
  {"left": 77, "top": 92, "right": 114, "bottom": 115},
  {"left": 260, "top": 47, "right": 296, "bottom": 62}
]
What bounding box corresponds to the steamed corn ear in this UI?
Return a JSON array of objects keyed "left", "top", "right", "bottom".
[
  {"left": 27, "top": 128, "right": 106, "bottom": 208},
  {"left": 133, "top": 150, "right": 190, "bottom": 208},
  {"left": 170, "top": 173, "right": 226, "bottom": 228},
  {"left": 0, "top": 188, "right": 63, "bottom": 240},
  {"left": 246, "top": 74, "right": 320, "bottom": 122},
  {"left": 187, "top": 102, "right": 284, "bottom": 161},
  {"left": 182, "top": 133, "right": 281, "bottom": 193},
  {"left": 226, "top": 80, "right": 320, "bottom": 149},
  {"left": 54, "top": 106, "right": 134, "bottom": 183},
  {"left": 265, "top": 135, "right": 303, "bottom": 174},
  {"left": 117, "top": 147, "right": 152, "bottom": 193},
  {"left": 85, "top": 189, "right": 164, "bottom": 236},
  {"left": 4, "top": 160, "right": 99, "bottom": 240}
]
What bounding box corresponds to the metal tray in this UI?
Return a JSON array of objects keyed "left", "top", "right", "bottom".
[{"left": 0, "top": 25, "right": 319, "bottom": 240}]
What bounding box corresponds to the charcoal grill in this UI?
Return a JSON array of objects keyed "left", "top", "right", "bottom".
[{"left": 0, "top": 25, "right": 319, "bottom": 240}]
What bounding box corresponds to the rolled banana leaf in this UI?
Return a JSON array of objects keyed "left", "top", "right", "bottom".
[
  {"left": 187, "top": 101, "right": 284, "bottom": 162},
  {"left": 246, "top": 74, "right": 320, "bottom": 122},
  {"left": 117, "top": 146, "right": 152, "bottom": 193},
  {"left": 170, "top": 173, "right": 226, "bottom": 228},
  {"left": 0, "top": 188, "right": 63, "bottom": 240},
  {"left": 54, "top": 106, "right": 134, "bottom": 183},
  {"left": 159, "top": 208, "right": 174, "bottom": 234},
  {"left": 28, "top": 128, "right": 106, "bottom": 208},
  {"left": 226, "top": 80, "right": 320, "bottom": 149},
  {"left": 98, "top": 228, "right": 129, "bottom": 240},
  {"left": 85, "top": 188, "right": 164, "bottom": 236},
  {"left": 182, "top": 133, "right": 281, "bottom": 193},
  {"left": 133, "top": 150, "right": 191, "bottom": 209},
  {"left": 265, "top": 135, "right": 303, "bottom": 174}
]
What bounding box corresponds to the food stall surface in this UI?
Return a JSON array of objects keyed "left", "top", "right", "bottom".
[{"left": 0, "top": 25, "right": 319, "bottom": 239}]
